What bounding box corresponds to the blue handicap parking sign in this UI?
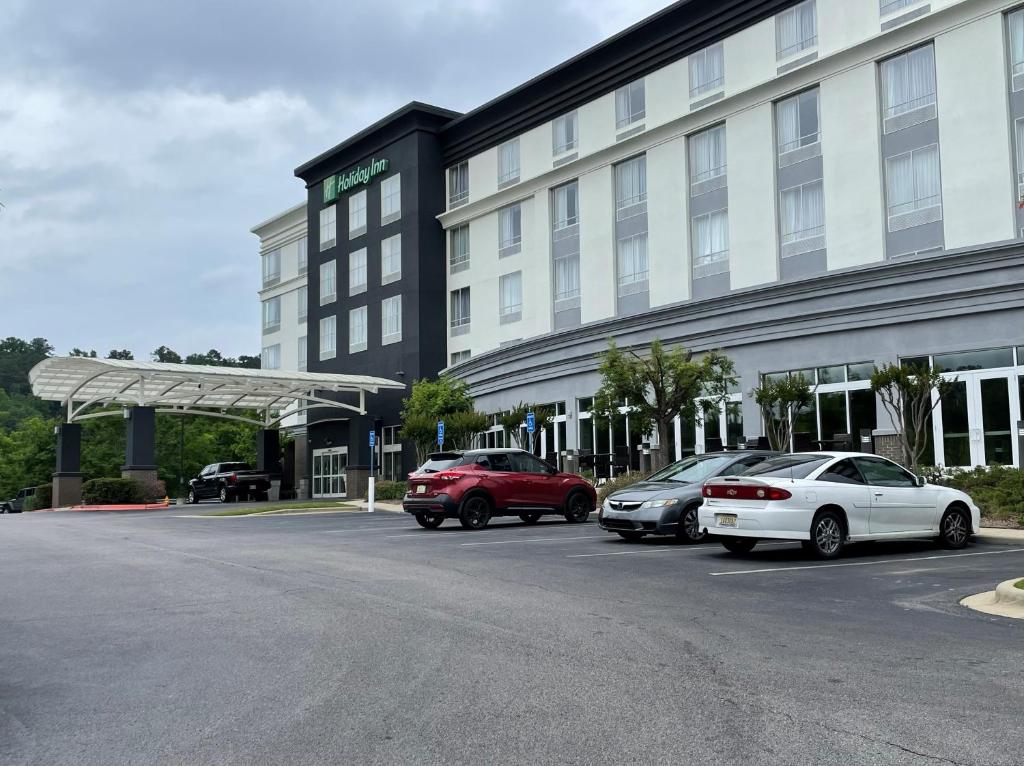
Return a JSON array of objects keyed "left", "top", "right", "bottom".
[
  {"left": 369, "top": 430, "right": 376, "bottom": 448},
  {"left": 526, "top": 411, "right": 536, "bottom": 434},
  {"left": 437, "top": 420, "right": 445, "bottom": 446}
]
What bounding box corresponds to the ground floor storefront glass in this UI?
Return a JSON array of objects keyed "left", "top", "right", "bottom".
[{"left": 312, "top": 446, "right": 348, "bottom": 498}]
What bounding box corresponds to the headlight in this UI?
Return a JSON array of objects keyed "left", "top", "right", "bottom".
[{"left": 639, "top": 499, "right": 680, "bottom": 509}]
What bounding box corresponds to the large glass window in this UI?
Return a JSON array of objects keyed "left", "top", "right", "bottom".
[
  {"left": 880, "top": 0, "right": 919, "bottom": 15},
  {"left": 615, "top": 156, "right": 647, "bottom": 212},
  {"left": 617, "top": 233, "right": 648, "bottom": 289},
  {"left": 499, "top": 204, "right": 522, "bottom": 255},
  {"left": 319, "top": 206, "right": 336, "bottom": 251},
  {"left": 349, "top": 306, "right": 367, "bottom": 353},
  {"left": 933, "top": 348, "right": 1015, "bottom": 372},
  {"left": 319, "top": 315, "right": 336, "bottom": 361},
  {"left": 776, "top": 89, "right": 820, "bottom": 157},
  {"left": 448, "top": 161, "right": 469, "bottom": 206},
  {"left": 261, "top": 344, "right": 280, "bottom": 370},
  {"left": 382, "top": 296, "right": 401, "bottom": 344},
  {"left": 261, "top": 296, "right": 280, "bottom": 332},
  {"left": 380, "top": 174, "right": 401, "bottom": 223},
  {"left": 692, "top": 209, "right": 729, "bottom": 274},
  {"left": 297, "top": 237, "right": 308, "bottom": 274},
  {"left": 689, "top": 43, "right": 724, "bottom": 98},
  {"left": 297, "top": 286, "right": 307, "bottom": 323},
  {"left": 349, "top": 248, "right": 367, "bottom": 296},
  {"left": 777, "top": 0, "right": 817, "bottom": 58},
  {"left": 498, "top": 138, "right": 520, "bottom": 185},
  {"left": 690, "top": 125, "right": 727, "bottom": 184},
  {"left": 880, "top": 44, "right": 936, "bottom": 120},
  {"left": 553, "top": 111, "right": 578, "bottom": 154},
  {"left": 552, "top": 181, "right": 579, "bottom": 229},
  {"left": 615, "top": 79, "right": 646, "bottom": 129},
  {"left": 262, "top": 249, "right": 281, "bottom": 287},
  {"left": 450, "top": 287, "right": 471, "bottom": 330},
  {"left": 319, "top": 260, "right": 336, "bottom": 305},
  {"left": 297, "top": 336, "right": 307, "bottom": 371},
  {"left": 1010, "top": 10, "right": 1024, "bottom": 79},
  {"left": 499, "top": 272, "right": 522, "bottom": 319},
  {"left": 780, "top": 180, "right": 825, "bottom": 244},
  {"left": 381, "top": 234, "right": 401, "bottom": 284},
  {"left": 885, "top": 145, "right": 941, "bottom": 220},
  {"left": 450, "top": 225, "right": 470, "bottom": 272},
  {"left": 554, "top": 252, "right": 580, "bottom": 302},
  {"left": 348, "top": 190, "right": 367, "bottom": 238}
]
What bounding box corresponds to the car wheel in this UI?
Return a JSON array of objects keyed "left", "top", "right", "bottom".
[
  {"left": 938, "top": 506, "right": 970, "bottom": 549},
  {"left": 219, "top": 486, "right": 230, "bottom": 503},
  {"left": 458, "top": 495, "right": 492, "bottom": 530},
  {"left": 563, "top": 491, "right": 592, "bottom": 523},
  {"left": 1, "top": 507, "right": 8, "bottom": 514},
  {"left": 415, "top": 513, "right": 444, "bottom": 529},
  {"left": 808, "top": 511, "right": 845, "bottom": 559},
  {"left": 720, "top": 537, "right": 758, "bottom": 554},
  {"left": 519, "top": 512, "right": 542, "bottom": 524},
  {"left": 676, "top": 504, "right": 706, "bottom": 544},
  {"left": 617, "top": 531, "right": 645, "bottom": 542},
  {"left": 187, "top": 489, "right": 196, "bottom": 504}
]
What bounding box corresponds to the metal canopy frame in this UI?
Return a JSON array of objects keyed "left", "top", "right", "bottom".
[{"left": 29, "top": 357, "right": 406, "bottom": 427}]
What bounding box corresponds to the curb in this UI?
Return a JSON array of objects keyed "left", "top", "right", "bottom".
[
  {"left": 976, "top": 527, "right": 1024, "bottom": 543},
  {"left": 961, "top": 577, "right": 1024, "bottom": 619},
  {"left": 994, "top": 578, "right": 1024, "bottom": 607}
]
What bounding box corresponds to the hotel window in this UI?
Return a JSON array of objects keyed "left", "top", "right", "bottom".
[
  {"left": 776, "top": 89, "right": 820, "bottom": 161},
  {"left": 615, "top": 155, "right": 647, "bottom": 217},
  {"left": 617, "top": 233, "right": 649, "bottom": 291},
  {"left": 885, "top": 145, "right": 941, "bottom": 230},
  {"left": 498, "top": 138, "right": 520, "bottom": 186},
  {"left": 262, "top": 249, "right": 281, "bottom": 287},
  {"left": 319, "top": 206, "right": 336, "bottom": 251},
  {"left": 451, "top": 350, "right": 471, "bottom": 365},
  {"left": 880, "top": 44, "right": 936, "bottom": 132},
  {"left": 450, "top": 224, "right": 470, "bottom": 273},
  {"left": 349, "top": 248, "right": 367, "bottom": 296},
  {"left": 689, "top": 43, "right": 724, "bottom": 98},
  {"left": 450, "top": 287, "right": 471, "bottom": 332},
  {"left": 319, "top": 260, "right": 336, "bottom": 305},
  {"left": 498, "top": 204, "right": 522, "bottom": 256},
  {"left": 1010, "top": 10, "right": 1024, "bottom": 90},
  {"left": 553, "top": 251, "right": 580, "bottom": 302},
  {"left": 261, "top": 344, "right": 280, "bottom": 370},
  {"left": 1015, "top": 119, "right": 1024, "bottom": 197},
  {"left": 552, "top": 180, "right": 579, "bottom": 230},
  {"left": 553, "top": 112, "right": 578, "bottom": 155},
  {"left": 880, "top": 0, "right": 919, "bottom": 15},
  {"left": 499, "top": 272, "right": 522, "bottom": 322},
  {"left": 780, "top": 180, "right": 825, "bottom": 249},
  {"left": 380, "top": 173, "right": 401, "bottom": 224},
  {"left": 449, "top": 161, "right": 469, "bottom": 206},
  {"left": 381, "top": 234, "right": 402, "bottom": 284},
  {"left": 297, "top": 285, "right": 307, "bottom": 323},
  {"left": 776, "top": 1, "right": 816, "bottom": 59},
  {"left": 319, "top": 315, "right": 336, "bottom": 361},
  {"left": 262, "top": 296, "right": 280, "bottom": 333},
  {"left": 615, "top": 79, "right": 645, "bottom": 129},
  {"left": 349, "top": 306, "right": 367, "bottom": 353},
  {"left": 297, "top": 237, "right": 308, "bottom": 275},
  {"left": 689, "top": 125, "right": 727, "bottom": 185},
  {"left": 692, "top": 209, "right": 729, "bottom": 278},
  {"left": 382, "top": 296, "right": 402, "bottom": 344},
  {"left": 348, "top": 190, "right": 367, "bottom": 238},
  {"left": 297, "top": 336, "right": 307, "bottom": 371}
]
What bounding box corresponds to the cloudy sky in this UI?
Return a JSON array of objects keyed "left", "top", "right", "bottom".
[{"left": 0, "top": 0, "right": 671, "bottom": 360}]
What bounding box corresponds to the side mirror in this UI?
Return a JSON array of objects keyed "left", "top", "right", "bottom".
[{"left": 915, "top": 475, "right": 926, "bottom": 487}]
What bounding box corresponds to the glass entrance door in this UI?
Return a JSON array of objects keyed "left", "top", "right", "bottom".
[
  {"left": 934, "top": 372, "right": 1019, "bottom": 467},
  {"left": 312, "top": 447, "right": 348, "bottom": 498}
]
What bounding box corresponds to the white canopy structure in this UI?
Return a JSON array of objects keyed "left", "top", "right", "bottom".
[{"left": 29, "top": 357, "right": 406, "bottom": 427}]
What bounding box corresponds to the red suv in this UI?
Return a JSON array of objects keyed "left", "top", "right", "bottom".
[{"left": 402, "top": 449, "right": 596, "bottom": 530}]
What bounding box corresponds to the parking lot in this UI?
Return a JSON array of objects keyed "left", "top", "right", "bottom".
[{"left": 2, "top": 508, "right": 1023, "bottom": 765}]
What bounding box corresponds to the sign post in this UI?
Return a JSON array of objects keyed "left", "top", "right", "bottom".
[
  {"left": 437, "top": 420, "right": 445, "bottom": 449},
  {"left": 368, "top": 429, "right": 376, "bottom": 514}
]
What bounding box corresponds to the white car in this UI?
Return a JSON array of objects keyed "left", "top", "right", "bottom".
[{"left": 698, "top": 452, "right": 981, "bottom": 559}]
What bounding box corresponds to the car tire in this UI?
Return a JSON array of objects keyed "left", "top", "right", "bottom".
[
  {"left": 187, "top": 489, "right": 197, "bottom": 504},
  {"left": 219, "top": 486, "right": 230, "bottom": 504},
  {"left": 808, "top": 511, "right": 845, "bottom": 560},
  {"left": 938, "top": 506, "right": 970, "bottom": 549},
  {"left": 415, "top": 513, "right": 445, "bottom": 529},
  {"left": 519, "top": 512, "right": 542, "bottom": 524},
  {"left": 563, "top": 491, "right": 592, "bottom": 523},
  {"left": 720, "top": 537, "right": 758, "bottom": 554},
  {"left": 617, "top": 531, "right": 645, "bottom": 542},
  {"left": 676, "top": 504, "right": 706, "bottom": 544},
  {"left": 458, "top": 495, "right": 492, "bottom": 530}
]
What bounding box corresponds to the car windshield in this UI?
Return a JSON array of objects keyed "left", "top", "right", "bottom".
[
  {"left": 740, "top": 454, "right": 832, "bottom": 479},
  {"left": 220, "top": 463, "right": 251, "bottom": 472},
  {"left": 646, "top": 455, "right": 736, "bottom": 484},
  {"left": 417, "top": 454, "right": 464, "bottom": 474}
]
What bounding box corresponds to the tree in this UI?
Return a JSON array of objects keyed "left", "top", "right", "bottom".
[
  {"left": 594, "top": 340, "right": 736, "bottom": 470},
  {"left": 185, "top": 349, "right": 225, "bottom": 366},
  {"left": 445, "top": 410, "right": 489, "bottom": 450},
  {"left": 236, "top": 354, "right": 261, "bottom": 369},
  {"left": 871, "top": 362, "right": 954, "bottom": 473},
  {"left": 0, "top": 337, "right": 53, "bottom": 396},
  {"left": 152, "top": 346, "right": 182, "bottom": 363},
  {"left": 753, "top": 374, "right": 814, "bottom": 452},
  {"left": 399, "top": 413, "right": 440, "bottom": 465},
  {"left": 499, "top": 403, "right": 531, "bottom": 448},
  {"left": 400, "top": 377, "right": 478, "bottom": 463},
  {"left": 106, "top": 349, "right": 134, "bottom": 360},
  {"left": 69, "top": 348, "right": 97, "bottom": 358}
]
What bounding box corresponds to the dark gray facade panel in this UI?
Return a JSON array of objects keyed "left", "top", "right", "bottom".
[
  {"left": 689, "top": 186, "right": 729, "bottom": 216},
  {"left": 617, "top": 290, "right": 651, "bottom": 317},
  {"left": 552, "top": 152, "right": 579, "bottom": 168},
  {"left": 616, "top": 124, "right": 646, "bottom": 141},
  {"left": 777, "top": 153, "right": 823, "bottom": 189},
  {"left": 886, "top": 220, "right": 944, "bottom": 257},
  {"left": 691, "top": 271, "right": 730, "bottom": 301},
  {"left": 880, "top": 4, "right": 931, "bottom": 32},
  {"left": 776, "top": 51, "right": 817, "bottom": 75},
  {"left": 780, "top": 249, "right": 827, "bottom": 280},
  {"left": 690, "top": 91, "right": 725, "bottom": 111},
  {"left": 881, "top": 118, "right": 939, "bottom": 158},
  {"left": 552, "top": 232, "right": 581, "bottom": 258},
  {"left": 554, "top": 307, "right": 582, "bottom": 330},
  {"left": 616, "top": 211, "right": 648, "bottom": 239}
]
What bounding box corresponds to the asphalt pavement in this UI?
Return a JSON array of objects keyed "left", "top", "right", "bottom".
[{"left": 2, "top": 508, "right": 1022, "bottom": 765}]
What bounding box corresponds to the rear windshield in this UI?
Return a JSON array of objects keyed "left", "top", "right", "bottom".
[
  {"left": 220, "top": 463, "right": 251, "bottom": 472},
  {"left": 417, "top": 454, "right": 465, "bottom": 474},
  {"left": 647, "top": 455, "right": 737, "bottom": 484},
  {"left": 740, "top": 454, "right": 831, "bottom": 479}
]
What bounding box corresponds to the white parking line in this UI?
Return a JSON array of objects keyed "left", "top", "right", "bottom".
[
  {"left": 567, "top": 548, "right": 674, "bottom": 558},
  {"left": 709, "top": 547, "right": 1024, "bottom": 576},
  {"left": 461, "top": 535, "right": 604, "bottom": 547}
]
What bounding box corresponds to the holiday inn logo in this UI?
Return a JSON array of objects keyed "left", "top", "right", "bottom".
[{"left": 322, "top": 158, "right": 390, "bottom": 203}]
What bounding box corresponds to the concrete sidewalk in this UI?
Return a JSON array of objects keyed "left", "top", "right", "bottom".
[{"left": 977, "top": 527, "right": 1024, "bottom": 543}]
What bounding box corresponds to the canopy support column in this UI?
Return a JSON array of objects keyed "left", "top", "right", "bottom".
[
  {"left": 52, "top": 423, "right": 83, "bottom": 508},
  {"left": 122, "top": 406, "right": 158, "bottom": 488}
]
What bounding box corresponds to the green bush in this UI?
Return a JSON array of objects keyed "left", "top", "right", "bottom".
[
  {"left": 931, "top": 465, "right": 1024, "bottom": 525},
  {"left": 598, "top": 472, "right": 644, "bottom": 504},
  {"left": 369, "top": 480, "right": 408, "bottom": 501},
  {"left": 82, "top": 478, "right": 146, "bottom": 505},
  {"left": 23, "top": 483, "right": 52, "bottom": 511}
]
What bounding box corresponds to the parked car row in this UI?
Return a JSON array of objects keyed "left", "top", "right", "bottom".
[{"left": 401, "top": 448, "right": 981, "bottom": 560}]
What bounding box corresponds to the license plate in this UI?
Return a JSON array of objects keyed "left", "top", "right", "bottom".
[
  {"left": 717, "top": 514, "right": 738, "bottom": 528},
  {"left": 416, "top": 485, "right": 427, "bottom": 494}
]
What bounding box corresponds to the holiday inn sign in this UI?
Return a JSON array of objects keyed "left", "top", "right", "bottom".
[{"left": 322, "top": 158, "right": 390, "bottom": 203}]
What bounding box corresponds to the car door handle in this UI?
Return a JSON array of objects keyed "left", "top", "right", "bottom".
[{"left": 873, "top": 492, "right": 884, "bottom": 497}]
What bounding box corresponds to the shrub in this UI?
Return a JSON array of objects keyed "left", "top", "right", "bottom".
[
  {"left": 137, "top": 478, "right": 167, "bottom": 503},
  {"left": 82, "top": 478, "right": 146, "bottom": 505},
  {"left": 369, "top": 480, "right": 408, "bottom": 501},
  {"left": 930, "top": 465, "right": 1024, "bottom": 525},
  {"left": 598, "top": 472, "right": 644, "bottom": 504},
  {"left": 24, "top": 483, "right": 52, "bottom": 511}
]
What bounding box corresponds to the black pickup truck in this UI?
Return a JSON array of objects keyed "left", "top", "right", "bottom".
[{"left": 187, "top": 462, "right": 272, "bottom": 504}]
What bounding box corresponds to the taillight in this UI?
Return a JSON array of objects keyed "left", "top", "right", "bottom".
[
  {"left": 702, "top": 484, "right": 791, "bottom": 501},
  {"left": 229, "top": 473, "right": 238, "bottom": 484},
  {"left": 436, "top": 471, "right": 462, "bottom": 481}
]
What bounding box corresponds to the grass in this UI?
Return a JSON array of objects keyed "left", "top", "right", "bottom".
[
  {"left": 930, "top": 465, "right": 1024, "bottom": 529},
  {"left": 207, "top": 501, "right": 355, "bottom": 517},
  {"left": 1015, "top": 579, "right": 1024, "bottom": 591}
]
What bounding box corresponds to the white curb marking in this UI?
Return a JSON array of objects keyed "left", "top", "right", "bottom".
[{"left": 709, "top": 548, "right": 1024, "bottom": 576}]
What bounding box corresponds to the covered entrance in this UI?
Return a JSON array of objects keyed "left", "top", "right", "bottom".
[{"left": 312, "top": 446, "right": 349, "bottom": 499}]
